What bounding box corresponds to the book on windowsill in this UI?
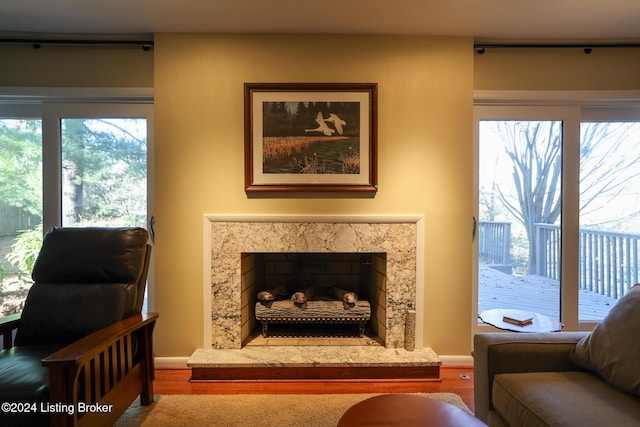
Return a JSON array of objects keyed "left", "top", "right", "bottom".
[{"left": 503, "top": 315, "right": 533, "bottom": 326}]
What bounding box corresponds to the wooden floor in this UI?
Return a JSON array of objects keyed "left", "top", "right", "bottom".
[{"left": 154, "top": 367, "right": 476, "bottom": 414}]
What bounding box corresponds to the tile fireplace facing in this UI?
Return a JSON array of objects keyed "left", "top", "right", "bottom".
[{"left": 204, "top": 215, "right": 423, "bottom": 350}]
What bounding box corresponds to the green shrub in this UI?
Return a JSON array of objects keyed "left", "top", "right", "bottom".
[{"left": 7, "top": 224, "right": 43, "bottom": 275}]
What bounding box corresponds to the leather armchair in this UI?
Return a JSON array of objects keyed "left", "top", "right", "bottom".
[{"left": 0, "top": 227, "right": 158, "bottom": 427}]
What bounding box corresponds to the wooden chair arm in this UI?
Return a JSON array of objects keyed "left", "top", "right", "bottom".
[
  {"left": 42, "top": 312, "right": 159, "bottom": 427},
  {"left": 0, "top": 313, "right": 21, "bottom": 349},
  {"left": 42, "top": 312, "right": 158, "bottom": 366}
]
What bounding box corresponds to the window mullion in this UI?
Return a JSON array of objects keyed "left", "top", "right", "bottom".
[
  {"left": 41, "top": 105, "right": 62, "bottom": 231},
  {"left": 560, "top": 108, "right": 581, "bottom": 331}
]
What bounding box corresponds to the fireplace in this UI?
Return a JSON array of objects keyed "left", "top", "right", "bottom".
[
  {"left": 241, "top": 252, "right": 387, "bottom": 344},
  {"left": 204, "top": 215, "right": 424, "bottom": 350}
]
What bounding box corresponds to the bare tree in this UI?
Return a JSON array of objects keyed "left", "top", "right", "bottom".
[
  {"left": 579, "top": 122, "right": 640, "bottom": 226},
  {"left": 485, "top": 120, "right": 640, "bottom": 273},
  {"left": 489, "top": 121, "right": 561, "bottom": 273}
]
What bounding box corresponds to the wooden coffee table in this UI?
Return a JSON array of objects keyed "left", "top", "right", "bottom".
[
  {"left": 479, "top": 308, "right": 563, "bottom": 332},
  {"left": 337, "top": 394, "right": 487, "bottom": 427}
]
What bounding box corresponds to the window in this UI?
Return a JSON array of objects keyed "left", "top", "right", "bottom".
[
  {"left": 474, "top": 96, "right": 640, "bottom": 332},
  {"left": 579, "top": 113, "right": 640, "bottom": 321},
  {"left": 0, "top": 91, "right": 153, "bottom": 317},
  {"left": 478, "top": 118, "right": 563, "bottom": 321},
  {"left": 48, "top": 105, "right": 150, "bottom": 229},
  {"left": 0, "top": 116, "right": 42, "bottom": 317}
]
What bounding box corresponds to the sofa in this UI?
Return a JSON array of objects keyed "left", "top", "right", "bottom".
[{"left": 474, "top": 284, "right": 640, "bottom": 427}]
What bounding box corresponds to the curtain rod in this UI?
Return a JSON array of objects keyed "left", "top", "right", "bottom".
[
  {"left": 474, "top": 42, "right": 640, "bottom": 55},
  {"left": 0, "top": 38, "right": 153, "bottom": 50}
]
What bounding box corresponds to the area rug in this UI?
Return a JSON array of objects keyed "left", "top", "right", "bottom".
[{"left": 115, "top": 393, "right": 470, "bottom": 427}]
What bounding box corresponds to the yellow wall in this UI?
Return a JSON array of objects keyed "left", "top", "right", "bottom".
[
  {"left": 5, "top": 36, "right": 639, "bottom": 360},
  {"left": 153, "top": 34, "right": 474, "bottom": 357},
  {"left": 0, "top": 44, "right": 153, "bottom": 87},
  {"left": 474, "top": 47, "right": 640, "bottom": 90}
]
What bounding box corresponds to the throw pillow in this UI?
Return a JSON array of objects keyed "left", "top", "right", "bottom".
[{"left": 571, "top": 284, "right": 640, "bottom": 396}]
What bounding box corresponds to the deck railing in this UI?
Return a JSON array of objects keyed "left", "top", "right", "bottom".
[
  {"left": 535, "top": 224, "right": 562, "bottom": 281},
  {"left": 579, "top": 228, "right": 640, "bottom": 297},
  {"left": 478, "top": 221, "right": 511, "bottom": 265},
  {"left": 479, "top": 221, "right": 640, "bottom": 299},
  {"left": 536, "top": 224, "right": 640, "bottom": 298}
]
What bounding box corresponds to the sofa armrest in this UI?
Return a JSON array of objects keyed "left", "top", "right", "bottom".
[
  {"left": 0, "top": 313, "right": 21, "bottom": 349},
  {"left": 42, "top": 312, "right": 158, "bottom": 427},
  {"left": 473, "top": 332, "right": 588, "bottom": 422}
]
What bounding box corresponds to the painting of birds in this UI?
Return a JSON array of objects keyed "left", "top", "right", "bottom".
[
  {"left": 305, "top": 112, "right": 335, "bottom": 136},
  {"left": 325, "top": 113, "right": 346, "bottom": 135}
]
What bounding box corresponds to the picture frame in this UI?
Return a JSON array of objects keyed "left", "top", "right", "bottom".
[{"left": 244, "top": 83, "right": 378, "bottom": 194}]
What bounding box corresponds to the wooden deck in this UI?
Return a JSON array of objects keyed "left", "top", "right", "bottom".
[{"left": 479, "top": 263, "right": 618, "bottom": 321}]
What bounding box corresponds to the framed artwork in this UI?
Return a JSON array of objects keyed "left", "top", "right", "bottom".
[{"left": 244, "top": 83, "right": 377, "bottom": 194}]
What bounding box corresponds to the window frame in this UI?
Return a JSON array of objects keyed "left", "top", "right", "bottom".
[
  {"left": 473, "top": 90, "right": 640, "bottom": 335},
  {"left": 42, "top": 102, "right": 154, "bottom": 232},
  {"left": 0, "top": 87, "right": 155, "bottom": 311}
]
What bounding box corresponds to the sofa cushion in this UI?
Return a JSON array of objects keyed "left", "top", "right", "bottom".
[
  {"left": 570, "top": 284, "right": 640, "bottom": 396},
  {"left": 492, "top": 371, "right": 640, "bottom": 427}
]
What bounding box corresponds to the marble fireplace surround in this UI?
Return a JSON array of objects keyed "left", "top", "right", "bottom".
[{"left": 203, "top": 215, "right": 424, "bottom": 350}]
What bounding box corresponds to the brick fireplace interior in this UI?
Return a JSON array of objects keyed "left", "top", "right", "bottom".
[{"left": 241, "top": 252, "right": 387, "bottom": 346}]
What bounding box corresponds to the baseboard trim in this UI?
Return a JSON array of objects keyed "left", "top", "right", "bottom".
[
  {"left": 155, "top": 357, "right": 190, "bottom": 369},
  {"left": 439, "top": 355, "right": 474, "bottom": 367}
]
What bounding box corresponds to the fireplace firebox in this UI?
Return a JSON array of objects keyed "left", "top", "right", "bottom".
[{"left": 242, "top": 253, "right": 386, "bottom": 344}]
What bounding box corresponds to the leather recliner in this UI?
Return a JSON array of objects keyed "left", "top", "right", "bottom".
[{"left": 0, "top": 227, "right": 157, "bottom": 427}]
